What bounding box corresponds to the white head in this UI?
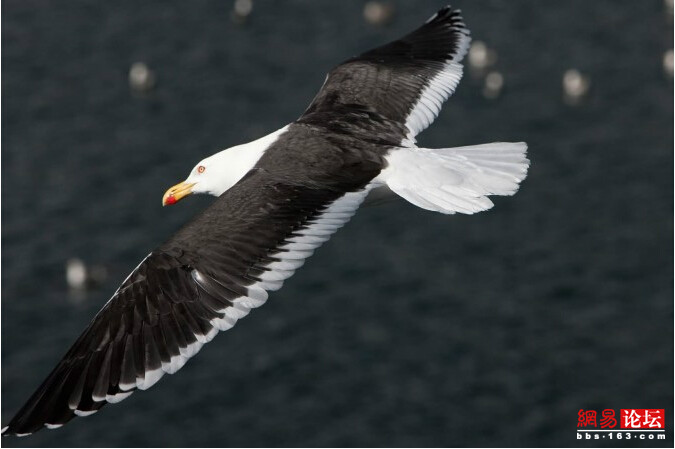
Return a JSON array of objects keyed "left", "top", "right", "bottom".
[
  {"left": 162, "top": 126, "right": 288, "bottom": 206},
  {"left": 162, "top": 149, "right": 241, "bottom": 205}
]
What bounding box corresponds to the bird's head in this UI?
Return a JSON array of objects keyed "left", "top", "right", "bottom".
[
  {"left": 162, "top": 143, "right": 257, "bottom": 206},
  {"left": 162, "top": 155, "right": 225, "bottom": 206},
  {"left": 162, "top": 128, "right": 286, "bottom": 206}
]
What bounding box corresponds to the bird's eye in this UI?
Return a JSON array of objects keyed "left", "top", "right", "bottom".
[{"left": 197, "top": 165, "right": 206, "bottom": 174}]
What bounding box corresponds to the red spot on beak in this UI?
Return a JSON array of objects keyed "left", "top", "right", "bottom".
[{"left": 165, "top": 195, "right": 177, "bottom": 205}]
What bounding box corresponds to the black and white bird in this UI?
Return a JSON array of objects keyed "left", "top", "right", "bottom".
[{"left": 2, "top": 6, "right": 528, "bottom": 436}]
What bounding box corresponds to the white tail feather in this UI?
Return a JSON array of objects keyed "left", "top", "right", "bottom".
[{"left": 376, "top": 142, "right": 529, "bottom": 214}]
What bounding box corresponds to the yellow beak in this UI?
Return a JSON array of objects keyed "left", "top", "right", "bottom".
[{"left": 162, "top": 182, "right": 195, "bottom": 206}]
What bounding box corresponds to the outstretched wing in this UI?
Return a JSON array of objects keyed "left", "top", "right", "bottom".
[
  {"left": 2, "top": 169, "right": 372, "bottom": 436},
  {"left": 301, "top": 6, "right": 471, "bottom": 143}
]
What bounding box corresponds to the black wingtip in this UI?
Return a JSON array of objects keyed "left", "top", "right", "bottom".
[
  {"left": 426, "top": 5, "right": 457, "bottom": 24},
  {"left": 2, "top": 419, "right": 37, "bottom": 437},
  {"left": 1, "top": 424, "right": 33, "bottom": 438},
  {"left": 422, "top": 5, "right": 469, "bottom": 39}
]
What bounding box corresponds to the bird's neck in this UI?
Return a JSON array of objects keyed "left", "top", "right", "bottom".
[{"left": 209, "top": 125, "right": 289, "bottom": 196}]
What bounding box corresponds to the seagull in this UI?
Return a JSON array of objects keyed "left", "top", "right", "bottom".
[{"left": 2, "top": 5, "right": 528, "bottom": 437}]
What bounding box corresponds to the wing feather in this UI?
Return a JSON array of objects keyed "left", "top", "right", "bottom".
[
  {"left": 300, "top": 6, "right": 470, "bottom": 142},
  {"left": 2, "top": 170, "right": 371, "bottom": 436}
]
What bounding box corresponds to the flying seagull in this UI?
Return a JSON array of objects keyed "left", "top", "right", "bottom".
[{"left": 2, "top": 5, "right": 528, "bottom": 436}]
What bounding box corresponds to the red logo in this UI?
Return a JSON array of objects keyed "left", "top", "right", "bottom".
[
  {"left": 578, "top": 409, "right": 616, "bottom": 428},
  {"left": 620, "top": 409, "right": 665, "bottom": 429},
  {"left": 600, "top": 409, "right": 617, "bottom": 428},
  {"left": 578, "top": 409, "right": 598, "bottom": 427},
  {"left": 577, "top": 409, "right": 666, "bottom": 440}
]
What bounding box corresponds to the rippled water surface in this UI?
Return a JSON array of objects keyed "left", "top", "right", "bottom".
[{"left": 2, "top": 0, "right": 673, "bottom": 446}]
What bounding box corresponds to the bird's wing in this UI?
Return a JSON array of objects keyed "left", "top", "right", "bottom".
[
  {"left": 300, "top": 6, "right": 470, "bottom": 143},
  {"left": 2, "top": 169, "right": 372, "bottom": 436}
]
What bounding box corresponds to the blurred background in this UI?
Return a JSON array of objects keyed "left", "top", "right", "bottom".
[{"left": 2, "top": 0, "right": 673, "bottom": 447}]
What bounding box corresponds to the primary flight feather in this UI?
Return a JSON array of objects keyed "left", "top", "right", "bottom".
[{"left": 3, "top": 5, "right": 528, "bottom": 436}]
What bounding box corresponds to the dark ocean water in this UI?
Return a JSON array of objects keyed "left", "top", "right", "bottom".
[{"left": 2, "top": 0, "right": 673, "bottom": 447}]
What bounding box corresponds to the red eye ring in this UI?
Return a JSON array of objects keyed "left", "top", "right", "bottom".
[{"left": 197, "top": 165, "right": 206, "bottom": 174}]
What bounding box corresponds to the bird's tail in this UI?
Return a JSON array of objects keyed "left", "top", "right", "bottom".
[{"left": 377, "top": 142, "right": 529, "bottom": 214}]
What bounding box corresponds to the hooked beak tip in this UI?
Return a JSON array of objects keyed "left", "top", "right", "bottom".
[
  {"left": 162, "top": 182, "right": 195, "bottom": 206},
  {"left": 163, "top": 195, "right": 177, "bottom": 207}
]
